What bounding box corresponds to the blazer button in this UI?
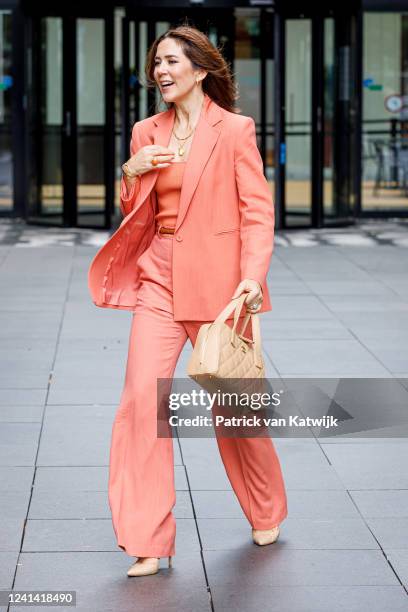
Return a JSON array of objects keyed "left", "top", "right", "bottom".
[{"left": 175, "top": 235, "right": 183, "bottom": 242}]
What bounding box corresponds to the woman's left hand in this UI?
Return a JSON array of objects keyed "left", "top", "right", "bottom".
[{"left": 231, "top": 279, "right": 263, "bottom": 313}]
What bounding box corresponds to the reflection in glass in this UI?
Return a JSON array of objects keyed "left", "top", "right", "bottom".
[
  {"left": 285, "top": 19, "right": 312, "bottom": 226},
  {"left": 235, "top": 9, "right": 261, "bottom": 121},
  {"left": 265, "top": 13, "right": 275, "bottom": 183},
  {"left": 114, "top": 8, "right": 125, "bottom": 217},
  {"left": 0, "top": 10, "right": 13, "bottom": 212},
  {"left": 362, "top": 12, "right": 408, "bottom": 213},
  {"left": 40, "top": 17, "right": 63, "bottom": 219},
  {"left": 76, "top": 18, "right": 105, "bottom": 225},
  {"left": 323, "top": 19, "right": 335, "bottom": 217}
]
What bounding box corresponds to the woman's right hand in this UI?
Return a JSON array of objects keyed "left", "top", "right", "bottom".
[{"left": 126, "top": 145, "right": 176, "bottom": 177}]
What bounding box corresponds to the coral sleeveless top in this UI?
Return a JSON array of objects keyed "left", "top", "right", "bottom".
[{"left": 154, "top": 162, "right": 186, "bottom": 228}]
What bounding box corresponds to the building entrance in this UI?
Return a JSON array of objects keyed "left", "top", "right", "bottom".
[
  {"left": 25, "top": 8, "right": 115, "bottom": 228},
  {"left": 21, "top": 2, "right": 360, "bottom": 230}
]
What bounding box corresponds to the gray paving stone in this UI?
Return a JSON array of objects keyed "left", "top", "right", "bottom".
[
  {"left": 34, "top": 466, "right": 110, "bottom": 492},
  {"left": 60, "top": 305, "right": 131, "bottom": 340},
  {"left": 0, "top": 552, "right": 19, "bottom": 589},
  {"left": 365, "top": 519, "right": 408, "bottom": 550},
  {"left": 386, "top": 550, "right": 408, "bottom": 587},
  {"left": 0, "top": 492, "right": 31, "bottom": 519},
  {"left": 51, "top": 353, "right": 126, "bottom": 379},
  {"left": 0, "top": 389, "right": 46, "bottom": 406},
  {"left": 263, "top": 279, "right": 311, "bottom": 294},
  {"left": 322, "top": 442, "right": 408, "bottom": 488},
  {"left": 37, "top": 414, "right": 181, "bottom": 466},
  {"left": 12, "top": 551, "right": 210, "bottom": 611},
  {"left": 0, "top": 312, "right": 61, "bottom": 339},
  {"left": 331, "top": 312, "right": 408, "bottom": 338},
  {"left": 0, "top": 519, "right": 25, "bottom": 551},
  {"left": 28, "top": 489, "right": 192, "bottom": 520},
  {"left": 184, "top": 458, "right": 232, "bottom": 490},
  {"left": 0, "top": 467, "right": 34, "bottom": 491},
  {"left": 38, "top": 408, "right": 181, "bottom": 462},
  {"left": 2, "top": 222, "right": 408, "bottom": 608},
  {"left": 0, "top": 375, "right": 49, "bottom": 389},
  {"left": 319, "top": 435, "right": 408, "bottom": 445},
  {"left": 47, "top": 387, "right": 123, "bottom": 405},
  {"left": 265, "top": 340, "right": 391, "bottom": 376},
  {"left": 225, "top": 517, "right": 379, "bottom": 550},
  {"left": 211, "top": 585, "right": 408, "bottom": 611},
  {"left": 185, "top": 440, "right": 331, "bottom": 492},
  {"left": 379, "top": 277, "right": 408, "bottom": 297},
  {"left": 0, "top": 406, "right": 43, "bottom": 423},
  {"left": 203, "top": 549, "right": 399, "bottom": 586},
  {"left": 264, "top": 296, "right": 335, "bottom": 320},
  {"left": 353, "top": 342, "right": 408, "bottom": 371},
  {"left": 55, "top": 337, "right": 129, "bottom": 353},
  {"left": 260, "top": 318, "right": 352, "bottom": 340},
  {"left": 349, "top": 490, "right": 408, "bottom": 518},
  {"left": 197, "top": 517, "right": 378, "bottom": 551},
  {"left": 272, "top": 440, "right": 345, "bottom": 489},
  {"left": 22, "top": 516, "right": 199, "bottom": 553},
  {"left": 0, "top": 423, "right": 41, "bottom": 466},
  {"left": 0, "top": 298, "right": 64, "bottom": 312},
  {"left": 28, "top": 491, "right": 111, "bottom": 520},
  {"left": 0, "top": 348, "right": 54, "bottom": 367},
  {"left": 284, "top": 264, "right": 370, "bottom": 282},
  {"left": 320, "top": 296, "right": 408, "bottom": 314},
  {"left": 344, "top": 247, "right": 408, "bottom": 272},
  {"left": 33, "top": 464, "right": 188, "bottom": 491},
  {"left": 37, "top": 419, "right": 112, "bottom": 467},
  {"left": 191, "top": 490, "right": 359, "bottom": 520},
  {"left": 302, "top": 280, "right": 394, "bottom": 296}
]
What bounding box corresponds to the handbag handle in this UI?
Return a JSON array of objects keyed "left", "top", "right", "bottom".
[
  {"left": 213, "top": 293, "right": 247, "bottom": 325},
  {"left": 213, "top": 294, "right": 264, "bottom": 369},
  {"left": 232, "top": 308, "right": 263, "bottom": 370}
]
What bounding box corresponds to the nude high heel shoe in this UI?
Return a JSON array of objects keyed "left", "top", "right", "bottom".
[
  {"left": 252, "top": 525, "right": 280, "bottom": 546},
  {"left": 127, "top": 556, "right": 173, "bottom": 577}
]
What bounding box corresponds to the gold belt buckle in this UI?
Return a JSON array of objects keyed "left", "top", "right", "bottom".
[{"left": 157, "top": 225, "right": 175, "bottom": 235}]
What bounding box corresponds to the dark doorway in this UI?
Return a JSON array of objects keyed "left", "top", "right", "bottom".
[
  {"left": 25, "top": 9, "right": 115, "bottom": 228},
  {"left": 275, "top": 8, "right": 360, "bottom": 228}
]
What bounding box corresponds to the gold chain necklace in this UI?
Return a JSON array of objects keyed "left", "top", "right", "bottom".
[{"left": 173, "top": 125, "right": 196, "bottom": 157}]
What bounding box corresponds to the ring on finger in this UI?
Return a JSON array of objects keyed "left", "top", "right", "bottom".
[{"left": 151, "top": 157, "right": 158, "bottom": 166}]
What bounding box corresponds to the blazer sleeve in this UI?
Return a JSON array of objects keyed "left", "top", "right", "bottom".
[
  {"left": 120, "top": 122, "right": 143, "bottom": 218},
  {"left": 234, "top": 116, "right": 275, "bottom": 286}
]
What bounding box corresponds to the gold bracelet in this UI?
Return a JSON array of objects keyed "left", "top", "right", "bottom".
[{"left": 121, "top": 162, "right": 140, "bottom": 179}]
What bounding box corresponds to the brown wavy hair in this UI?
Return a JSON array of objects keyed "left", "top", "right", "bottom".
[{"left": 144, "top": 22, "right": 240, "bottom": 114}]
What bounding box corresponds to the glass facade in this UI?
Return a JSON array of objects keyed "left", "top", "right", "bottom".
[
  {"left": 40, "top": 17, "right": 63, "bottom": 220},
  {"left": 362, "top": 12, "right": 408, "bottom": 214},
  {"left": 284, "top": 18, "right": 312, "bottom": 226},
  {"left": 0, "top": 2, "right": 407, "bottom": 228},
  {"left": 76, "top": 18, "right": 106, "bottom": 225},
  {"left": 0, "top": 9, "right": 12, "bottom": 213},
  {"left": 323, "top": 18, "right": 335, "bottom": 218}
]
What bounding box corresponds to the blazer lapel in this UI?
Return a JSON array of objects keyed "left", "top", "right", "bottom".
[
  {"left": 120, "top": 93, "right": 223, "bottom": 231},
  {"left": 174, "top": 94, "right": 223, "bottom": 232}
]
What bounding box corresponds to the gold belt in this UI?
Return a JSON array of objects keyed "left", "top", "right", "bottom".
[{"left": 157, "top": 225, "right": 175, "bottom": 235}]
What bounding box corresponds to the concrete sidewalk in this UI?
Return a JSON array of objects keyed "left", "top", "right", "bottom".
[{"left": 0, "top": 219, "right": 408, "bottom": 611}]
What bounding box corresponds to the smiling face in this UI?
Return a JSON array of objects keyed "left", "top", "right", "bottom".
[{"left": 153, "top": 37, "right": 205, "bottom": 103}]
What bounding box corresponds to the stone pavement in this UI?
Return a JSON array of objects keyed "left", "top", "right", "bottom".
[{"left": 0, "top": 218, "right": 408, "bottom": 611}]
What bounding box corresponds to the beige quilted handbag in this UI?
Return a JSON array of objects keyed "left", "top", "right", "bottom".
[{"left": 187, "top": 293, "right": 266, "bottom": 412}]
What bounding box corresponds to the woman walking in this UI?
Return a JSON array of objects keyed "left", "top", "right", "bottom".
[{"left": 88, "top": 24, "right": 287, "bottom": 577}]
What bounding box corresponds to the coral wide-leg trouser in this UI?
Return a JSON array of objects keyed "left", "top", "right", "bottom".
[{"left": 108, "top": 228, "right": 288, "bottom": 558}]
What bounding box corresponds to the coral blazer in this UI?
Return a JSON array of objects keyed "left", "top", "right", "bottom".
[{"left": 88, "top": 93, "right": 275, "bottom": 321}]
